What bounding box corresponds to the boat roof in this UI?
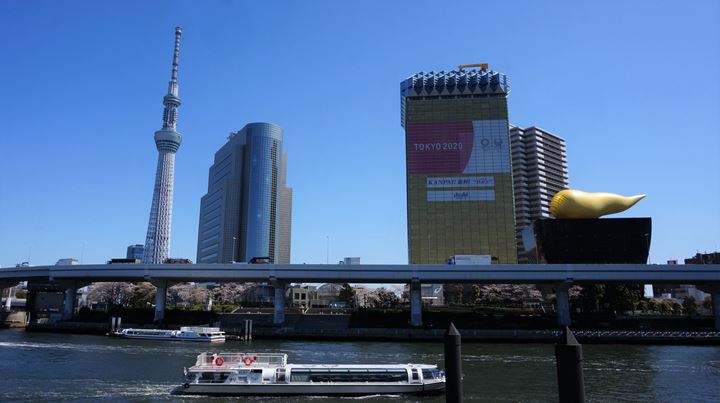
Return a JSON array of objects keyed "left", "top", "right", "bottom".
[
  {"left": 180, "top": 327, "right": 223, "bottom": 333},
  {"left": 189, "top": 352, "right": 437, "bottom": 371},
  {"left": 188, "top": 363, "right": 439, "bottom": 372},
  {"left": 285, "top": 364, "right": 439, "bottom": 369}
]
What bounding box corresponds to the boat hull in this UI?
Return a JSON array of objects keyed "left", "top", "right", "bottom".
[
  {"left": 119, "top": 335, "right": 225, "bottom": 342},
  {"left": 176, "top": 381, "right": 445, "bottom": 396}
]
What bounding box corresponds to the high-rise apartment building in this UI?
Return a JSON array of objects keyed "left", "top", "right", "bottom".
[
  {"left": 143, "top": 27, "right": 184, "bottom": 264},
  {"left": 277, "top": 153, "right": 293, "bottom": 264},
  {"left": 126, "top": 244, "right": 144, "bottom": 260},
  {"left": 510, "top": 126, "right": 568, "bottom": 260},
  {"left": 400, "top": 65, "right": 517, "bottom": 264},
  {"left": 196, "top": 123, "right": 290, "bottom": 264}
]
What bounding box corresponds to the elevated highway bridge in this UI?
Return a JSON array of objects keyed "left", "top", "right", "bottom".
[{"left": 2, "top": 263, "right": 719, "bottom": 328}]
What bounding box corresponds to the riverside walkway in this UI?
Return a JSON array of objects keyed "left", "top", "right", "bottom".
[{"left": 2, "top": 263, "right": 719, "bottom": 328}]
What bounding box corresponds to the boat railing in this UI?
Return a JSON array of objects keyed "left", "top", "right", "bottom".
[
  {"left": 194, "top": 352, "right": 287, "bottom": 368},
  {"left": 180, "top": 327, "right": 222, "bottom": 333}
]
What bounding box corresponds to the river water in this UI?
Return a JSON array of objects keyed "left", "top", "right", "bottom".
[{"left": 0, "top": 329, "right": 718, "bottom": 402}]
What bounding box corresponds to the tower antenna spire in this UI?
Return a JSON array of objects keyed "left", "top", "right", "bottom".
[{"left": 168, "top": 26, "right": 182, "bottom": 96}]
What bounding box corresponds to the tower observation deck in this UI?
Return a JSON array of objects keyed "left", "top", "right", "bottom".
[{"left": 143, "top": 27, "right": 183, "bottom": 264}]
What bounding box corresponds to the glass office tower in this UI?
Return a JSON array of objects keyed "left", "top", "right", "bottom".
[
  {"left": 196, "top": 123, "right": 285, "bottom": 263},
  {"left": 400, "top": 66, "right": 517, "bottom": 264}
]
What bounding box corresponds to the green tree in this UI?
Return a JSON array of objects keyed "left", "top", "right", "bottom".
[
  {"left": 603, "top": 284, "right": 643, "bottom": 313},
  {"left": 702, "top": 296, "right": 712, "bottom": 311},
  {"left": 579, "top": 284, "right": 605, "bottom": 312},
  {"left": 338, "top": 283, "right": 356, "bottom": 307},
  {"left": 671, "top": 301, "right": 683, "bottom": 315},
  {"left": 683, "top": 296, "right": 698, "bottom": 316}
]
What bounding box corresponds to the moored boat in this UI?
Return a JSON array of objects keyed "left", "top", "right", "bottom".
[
  {"left": 175, "top": 352, "right": 445, "bottom": 396},
  {"left": 116, "top": 327, "right": 225, "bottom": 342}
]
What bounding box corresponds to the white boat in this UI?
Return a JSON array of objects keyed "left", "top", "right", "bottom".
[
  {"left": 175, "top": 352, "right": 445, "bottom": 396},
  {"left": 116, "top": 327, "right": 225, "bottom": 342}
]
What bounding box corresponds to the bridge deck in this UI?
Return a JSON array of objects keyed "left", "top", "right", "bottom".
[{"left": 1, "top": 263, "right": 718, "bottom": 285}]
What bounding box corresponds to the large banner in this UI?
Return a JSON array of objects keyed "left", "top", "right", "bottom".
[{"left": 407, "top": 119, "right": 510, "bottom": 202}]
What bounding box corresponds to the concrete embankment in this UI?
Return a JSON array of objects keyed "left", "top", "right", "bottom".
[
  {"left": 1, "top": 311, "right": 28, "bottom": 328},
  {"left": 224, "top": 326, "right": 720, "bottom": 345},
  {"left": 21, "top": 313, "right": 720, "bottom": 345}
]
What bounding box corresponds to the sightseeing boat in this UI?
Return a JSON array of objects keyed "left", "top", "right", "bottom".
[
  {"left": 174, "top": 352, "right": 445, "bottom": 396},
  {"left": 116, "top": 327, "right": 225, "bottom": 342}
]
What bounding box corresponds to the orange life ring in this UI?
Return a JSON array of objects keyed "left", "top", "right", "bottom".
[
  {"left": 215, "top": 356, "right": 224, "bottom": 366},
  {"left": 243, "top": 357, "right": 254, "bottom": 366}
]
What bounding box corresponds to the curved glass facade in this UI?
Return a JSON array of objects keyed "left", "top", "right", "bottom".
[
  {"left": 196, "top": 122, "right": 287, "bottom": 263},
  {"left": 241, "top": 123, "right": 282, "bottom": 262}
]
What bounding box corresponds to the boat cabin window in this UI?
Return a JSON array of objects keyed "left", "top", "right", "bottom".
[
  {"left": 290, "top": 368, "right": 408, "bottom": 383},
  {"left": 276, "top": 368, "right": 286, "bottom": 383},
  {"left": 198, "top": 372, "right": 231, "bottom": 383},
  {"left": 248, "top": 370, "right": 263, "bottom": 384},
  {"left": 412, "top": 369, "right": 419, "bottom": 381},
  {"left": 291, "top": 369, "right": 310, "bottom": 382},
  {"left": 421, "top": 368, "right": 442, "bottom": 380}
]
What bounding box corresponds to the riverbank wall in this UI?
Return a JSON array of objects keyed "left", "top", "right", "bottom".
[
  {"left": 1, "top": 311, "right": 28, "bottom": 328},
  {"left": 24, "top": 312, "right": 720, "bottom": 345}
]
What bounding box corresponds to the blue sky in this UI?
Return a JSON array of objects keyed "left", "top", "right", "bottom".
[{"left": 0, "top": 1, "right": 718, "bottom": 267}]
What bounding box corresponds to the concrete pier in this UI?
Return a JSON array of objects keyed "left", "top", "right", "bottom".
[
  {"left": 556, "top": 284, "right": 571, "bottom": 327},
  {"left": 410, "top": 279, "right": 422, "bottom": 327},
  {"left": 153, "top": 280, "right": 167, "bottom": 323},
  {"left": 4, "top": 286, "right": 14, "bottom": 311},
  {"left": 273, "top": 280, "right": 287, "bottom": 325},
  {"left": 712, "top": 284, "right": 720, "bottom": 331},
  {"left": 62, "top": 286, "right": 77, "bottom": 320}
]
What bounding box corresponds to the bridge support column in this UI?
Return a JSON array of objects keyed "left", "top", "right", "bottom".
[
  {"left": 4, "top": 286, "right": 14, "bottom": 311},
  {"left": 62, "top": 285, "right": 77, "bottom": 320},
  {"left": 410, "top": 279, "right": 422, "bottom": 327},
  {"left": 712, "top": 284, "right": 720, "bottom": 331},
  {"left": 556, "top": 284, "right": 571, "bottom": 327},
  {"left": 153, "top": 280, "right": 168, "bottom": 323},
  {"left": 273, "top": 280, "right": 287, "bottom": 325}
]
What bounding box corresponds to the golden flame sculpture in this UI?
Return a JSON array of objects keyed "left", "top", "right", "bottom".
[{"left": 550, "top": 189, "right": 645, "bottom": 219}]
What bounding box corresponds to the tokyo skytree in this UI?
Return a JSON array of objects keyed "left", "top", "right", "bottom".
[{"left": 143, "top": 27, "right": 183, "bottom": 264}]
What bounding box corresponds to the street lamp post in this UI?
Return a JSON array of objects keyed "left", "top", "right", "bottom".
[{"left": 232, "top": 236, "right": 237, "bottom": 263}]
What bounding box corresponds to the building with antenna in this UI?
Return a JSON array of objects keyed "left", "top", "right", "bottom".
[
  {"left": 400, "top": 64, "right": 517, "bottom": 265},
  {"left": 142, "top": 27, "right": 184, "bottom": 264},
  {"left": 196, "top": 123, "right": 291, "bottom": 264}
]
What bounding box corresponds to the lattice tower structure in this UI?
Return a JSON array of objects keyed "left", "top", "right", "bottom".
[{"left": 143, "top": 27, "right": 183, "bottom": 264}]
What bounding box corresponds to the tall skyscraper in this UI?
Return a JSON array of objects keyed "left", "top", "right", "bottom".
[
  {"left": 143, "top": 27, "right": 184, "bottom": 264},
  {"left": 277, "top": 153, "right": 293, "bottom": 264},
  {"left": 510, "top": 125, "right": 568, "bottom": 261},
  {"left": 196, "top": 123, "right": 290, "bottom": 264},
  {"left": 400, "top": 65, "right": 517, "bottom": 264}
]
